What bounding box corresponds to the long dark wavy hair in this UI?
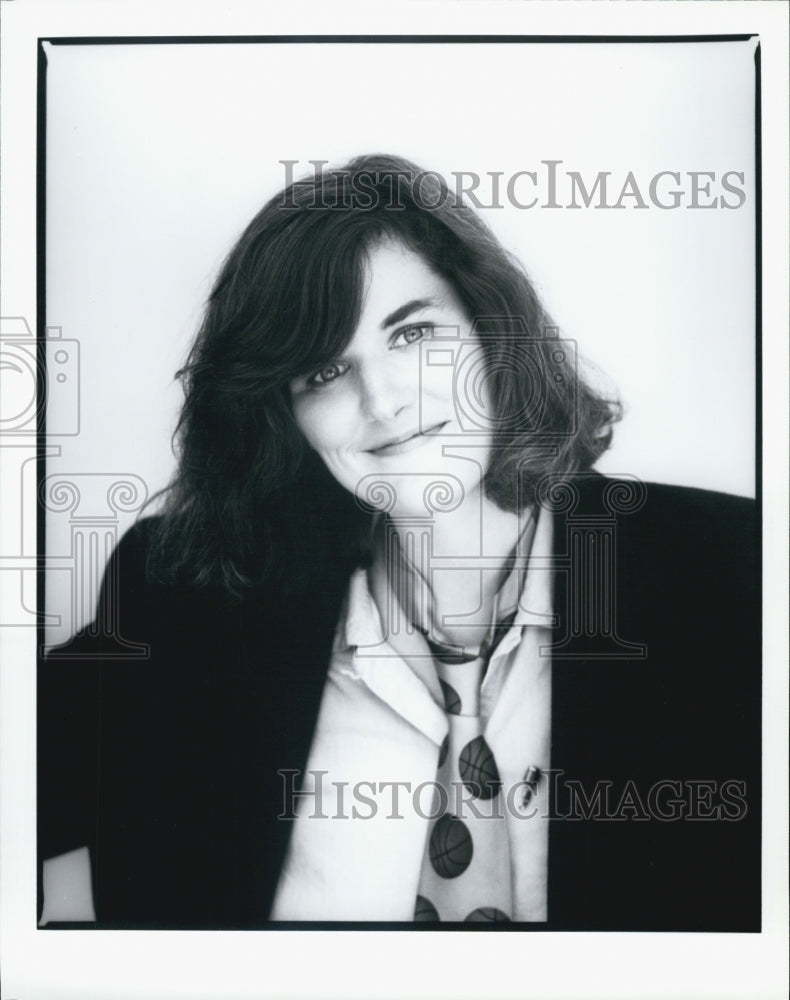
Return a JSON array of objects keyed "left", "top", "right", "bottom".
[{"left": 148, "top": 154, "right": 621, "bottom": 597}]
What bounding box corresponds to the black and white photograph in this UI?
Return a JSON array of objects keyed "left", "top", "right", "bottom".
[{"left": 1, "top": 2, "right": 787, "bottom": 999}]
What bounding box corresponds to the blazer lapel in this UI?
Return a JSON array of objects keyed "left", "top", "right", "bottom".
[
  {"left": 547, "top": 473, "right": 654, "bottom": 928},
  {"left": 231, "top": 567, "right": 349, "bottom": 924}
]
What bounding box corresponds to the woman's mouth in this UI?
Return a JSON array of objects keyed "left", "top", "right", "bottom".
[{"left": 366, "top": 421, "right": 449, "bottom": 456}]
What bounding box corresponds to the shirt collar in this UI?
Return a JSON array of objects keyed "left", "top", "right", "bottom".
[
  {"left": 342, "top": 503, "right": 554, "bottom": 656},
  {"left": 341, "top": 566, "right": 386, "bottom": 652},
  {"left": 512, "top": 501, "right": 554, "bottom": 626}
]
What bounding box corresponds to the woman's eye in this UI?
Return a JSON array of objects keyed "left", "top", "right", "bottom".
[
  {"left": 308, "top": 362, "right": 350, "bottom": 387},
  {"left": 393, "top": 324, "right": 433, "bottom": 348}
]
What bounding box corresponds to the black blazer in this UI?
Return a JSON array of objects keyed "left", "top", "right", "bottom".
[{"left": 38, "top": 475, "right": 760, "bottom": 930}]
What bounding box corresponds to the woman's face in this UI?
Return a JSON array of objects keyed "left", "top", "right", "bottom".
[{"left": 289, "top": 238, "right": 494, "bottom": 514}]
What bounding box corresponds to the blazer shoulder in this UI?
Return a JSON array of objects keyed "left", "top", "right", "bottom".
[
  {"left": 105, "top": 514, "right": 161, "bottom": 576},
  {"left": 568, "top": 476, "right": 758, "bottom": 587},
  {"left": 638, "top": 480, "right": 755, "bottom": 516},
  {"left": 94, "top": 514, "right": 168, "bottom": 623},
  {"left": 571, "top": 474, "right": 755, "bottom": 529},
  {"left": 636, "top": 481, "right": 757, "bottom": 548}
]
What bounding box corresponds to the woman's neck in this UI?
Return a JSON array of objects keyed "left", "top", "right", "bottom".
[
  {"left": 424, "top": 493, "right": 523, "bottom": 561},
  {"left": 387, "top": 490, "right": 532, "bottom": 649}
]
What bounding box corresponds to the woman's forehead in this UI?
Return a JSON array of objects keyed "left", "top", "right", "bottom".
[{"left": 357, "top": 236, "right": 463, "bottom": 323}]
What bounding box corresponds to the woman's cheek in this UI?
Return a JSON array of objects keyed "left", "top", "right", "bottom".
[{"left": 292, "top": 389, "right": 357, "bottom": 459}]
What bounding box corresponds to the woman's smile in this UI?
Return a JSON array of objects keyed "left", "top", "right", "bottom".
[{"left": 365, "top": 421, "right": 450, "bottom": 457}]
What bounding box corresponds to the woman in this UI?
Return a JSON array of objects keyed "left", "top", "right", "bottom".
[{"left": 39, "top": 155, "right": 759, "bottom": 929}]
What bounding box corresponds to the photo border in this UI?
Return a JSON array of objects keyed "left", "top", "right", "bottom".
[{"left": 1, "top": 3, "right": 787, "bottom": 999}]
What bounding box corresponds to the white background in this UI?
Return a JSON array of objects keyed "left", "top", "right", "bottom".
[
  {"left": 43, "top": 38, "right": 756, "bottom": 644},
  {"left": 1, "top": 3, "right": 787, "bottom": 1000}
]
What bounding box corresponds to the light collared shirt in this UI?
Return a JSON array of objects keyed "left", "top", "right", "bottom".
[{"left": 271, "top": 505, "right": 554, "bottom": 922}]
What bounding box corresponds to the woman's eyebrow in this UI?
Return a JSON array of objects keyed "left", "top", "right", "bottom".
[{"left": 380, "top": 298, "right": 437, "bottom": 330}]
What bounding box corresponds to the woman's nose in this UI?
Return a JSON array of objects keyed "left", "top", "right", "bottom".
[{"left": 359, "top": 363, "right": 415, "bottom": 423}]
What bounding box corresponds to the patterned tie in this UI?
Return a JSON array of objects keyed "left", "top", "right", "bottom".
[
  {"left": 414, "top": 634, "right": 513, "bottom": 923},
  {"left": 372, "top": 510, "right": 534, "bottom": 922}
]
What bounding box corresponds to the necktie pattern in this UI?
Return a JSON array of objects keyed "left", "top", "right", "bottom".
[
  {"left": 376, "top": 512, "right": 534, "bottom": 922},
  {"left": 414, "top": 639, "right": 513, "bottom": 922}
]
